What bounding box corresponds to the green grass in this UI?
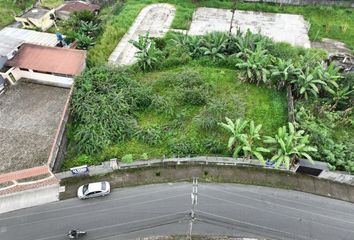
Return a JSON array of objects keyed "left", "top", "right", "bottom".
[
  {"left": 76, "top": 66, "right": 287, "bottom": 166},
  {"left": 0, "top": 0, "right": 35, "bottom": 28},
  {"left": 88, "top": 0, "right": 354, "bottom": 64},
  {"left": 40, "top": 0, "right": 63, "bottom": 8}
]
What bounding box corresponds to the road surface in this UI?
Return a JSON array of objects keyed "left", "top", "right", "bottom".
[{"left": 0, "top": 183, "right": 353, "bottom": 240}]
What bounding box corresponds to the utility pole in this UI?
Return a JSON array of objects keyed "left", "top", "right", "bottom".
[{"left": 188, "top": 177, "right": 198, "bottom": 240}]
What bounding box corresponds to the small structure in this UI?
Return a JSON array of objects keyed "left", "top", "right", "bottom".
[
  {"left": 55, "top": 1, "right": 101, "bottom": 20},
  {"left": 0, "top": 28, "right": 60, "bottom": 69},
  {"left": 15, "top": 7, "right": 55, "bottom": 31},
  {"left": 1, "top": 43, "right": 86, "bottom": 88}
]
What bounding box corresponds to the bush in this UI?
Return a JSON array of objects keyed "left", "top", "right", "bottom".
[
  {"left": 150, "top": 95, "right": 174, "bottom": 115},
  {"left": 168, "top": 138, "right": 202, "bottom": 156},
  {"left": 203, "top": 139, "right": 225, "bottom": 154},
  {"left": 70, "top": 66, "right": 153, "bottom": 155},
  {"left": 134, "top": 126, "right": 163, "bottom": 145},
  {"left": 62, "top": 155, "right": 97, "bottom": 169},
  {"left": 121, "top": 154, "right": 134, "bottom": 163},
  {"left": 194, "top": 97, "right": 245, "bottom": 131},
  {"left": 166, "top": 70, "right": 213, "bottom": 106}
]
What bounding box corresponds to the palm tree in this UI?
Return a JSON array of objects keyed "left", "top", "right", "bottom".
[{"left": 264, "top": 123, "right": 317, "bottom": 170}]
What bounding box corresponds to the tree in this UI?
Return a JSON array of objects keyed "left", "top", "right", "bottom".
[
  {"left": 291, "top": 67, "right": 327, "bottom": 100},
  {"left": 219, "top": 118, "right": 269, "bottom": 164},
  {"left": 236, "top": 46, "right": 272, "bottom": 85},
  {"left": 200, "top": 32, "right": 227, "bottom": 60},
  {"left": 264, "top": 123, "right": 317, "bottom": 170},
  {"left": 129, "top": 33, "right": 163, "bottom": 71},
  {"left": 328, "top": 86, "right": 354, "bottom": 111},
  {"left": 271, "top": 58, "right": 300, "bottom": 123}
]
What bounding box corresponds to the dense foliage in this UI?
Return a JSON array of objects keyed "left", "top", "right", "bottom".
[{"left": 70, "top": 66, "right": 152, "bottom": 155}]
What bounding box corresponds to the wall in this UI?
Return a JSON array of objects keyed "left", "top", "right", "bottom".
[
  {"left": 48, "top": 87, "right": 73, "bottom": 172},
  {"left": 60, "top": 165, "right": 354, "bottom": 203},
  {"left": 244, "top": 0, "right": 354, "bottom": 7},
  {"left": 2, "top": 67, "right": 73, "bottom": 88},
  {"left": 0, "top": 184, "right": 59, "bottom": 214}
]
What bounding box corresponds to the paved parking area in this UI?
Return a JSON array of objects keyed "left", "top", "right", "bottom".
[{"left": 189, "top": 7, "right": 311, "bottom": 48}]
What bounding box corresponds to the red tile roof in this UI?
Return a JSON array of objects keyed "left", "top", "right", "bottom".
[
  {"left": 6, "top": 43, "right": 86, "bottom": 76},
  {"left": 57, "top": 1, "right": 100, "bottom": 13}
]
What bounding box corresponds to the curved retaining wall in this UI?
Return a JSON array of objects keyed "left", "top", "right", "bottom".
[{"left": 60, "top": 165, "right": 354, "bottom": 203}]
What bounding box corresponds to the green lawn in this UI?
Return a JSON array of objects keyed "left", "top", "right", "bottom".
[
  {"left": 0, "top": 0, "right": 35, "bottom": 28},
  {"left": 88, "top": 0, "right": 354, "bottom": 64},
  {"left": 63, "top": 65, "right": 287, "bottom": 169}
]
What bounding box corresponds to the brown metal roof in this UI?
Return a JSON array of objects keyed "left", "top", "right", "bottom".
[
  {"left": 6, "top": 43, "right": 86, "bottom": 76},
  {"left": 57, "top": 1, "right": 100, "bottom": 13}
]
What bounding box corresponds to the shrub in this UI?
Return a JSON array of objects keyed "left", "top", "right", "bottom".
[
  {"left": 121, "top": 154, "right": 134, "bottom": 163},
  {"left": 203, "top": 139, "right": 225, "bottom": 154},
  {"left": 134, "top": 126, "right": 163, "bottom": 145},
  {"left": 194, "top": 97, "right": 246, "bottom": 131},
  {"left": 150, "top": 95, "right": 174, "bottom": 115},
  {"left": 168, "top": 138, "right": 202, "bottom": 156},
  {"left": 70, "top": 66, "right": 153, "bottom": 155},
  {"left": 166, "top": 70, "right": 213, "bottom": 106},
  {"left": 62, "top": 154, "right": 97, "bottom": 169}
]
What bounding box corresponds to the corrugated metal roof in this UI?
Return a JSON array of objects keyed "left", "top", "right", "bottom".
[
  {"left": 0, "top": 27, "right": 58, "bottom": 48},
  {"left": 0, "top": 35, "right": 23, "bottom": 56},
  {"left": 6, "top": 43, "right": 86, "bottom": 76},
  {"left": 57, "top": 1, "right": 100, "bottom": 13}
]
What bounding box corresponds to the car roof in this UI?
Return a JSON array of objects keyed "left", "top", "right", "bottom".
[{"left": 87, "top": 182, "right": 105, "bottom": 192}]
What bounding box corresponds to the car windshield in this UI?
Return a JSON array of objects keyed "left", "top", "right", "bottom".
[
  {"left": 101, "top": 182, "right": 106, "bottom": 191},
  {"left": 82, "top": 184, "right": 89, "bottom": 194}
]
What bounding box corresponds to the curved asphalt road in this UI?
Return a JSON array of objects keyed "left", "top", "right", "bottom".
[{"left": 0, "top": 183, "right": 354, "bottom": 240}]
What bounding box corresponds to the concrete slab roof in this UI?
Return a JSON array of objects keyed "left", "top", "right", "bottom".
[
  {"left": 6, "top": 43, "right": 86, "bottom": 76},
  {"left": 0, "top": 27, "right": 58, "bottom": 48},
  {"left": 0, "top": 82, "right": 70, "bottom": 173},
  {"left": 56, "top": 1, "right": 100, "bottom": 13},
  {"left": 19, "top": 8, "right": 51, "bottom": 19}
]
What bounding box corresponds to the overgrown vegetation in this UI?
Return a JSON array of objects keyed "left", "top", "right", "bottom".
[
  {"left": 88, "top": 0, "right": 354, "bottom": 64},
  {"left": 0, "top": 0, "right": 35, "bottom": 28},
  {"left": 64, "top": 1, "right": 353, "bottom": 173}
]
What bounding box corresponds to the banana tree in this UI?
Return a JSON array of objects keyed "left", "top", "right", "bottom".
[
  {"left": 264, "top": 123, "right": 317, "bottom": 170},
  {"left": 219, "top": 118, "right": 269, "bottom": 165},
  {"left": 236, "top": 47, "right": 272, "bottom": 85},
  {"left": 291, "top": 68, "right": 327, "bottom": 100}
]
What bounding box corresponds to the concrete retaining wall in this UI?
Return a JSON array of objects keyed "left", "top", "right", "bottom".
[
  {"left": 244, "top": 0, "right": 354, "bottom": 7},
  {"left": 60, "top": 165, "right": 354, "bottom": 203},
  {"left": 0, "top": 184, "right": 59, "bottom": 214}
]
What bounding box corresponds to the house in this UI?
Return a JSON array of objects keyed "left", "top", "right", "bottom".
[
  {"left": 1, "top": 43, "right": 86, "bottom": 88},
  {"left": 15, "top": 7, "right": 56, "bottom": 31},
  {"left": 55, "top": 1, "right": 101, "bottom": 20},
  {"left": 0, "top": 27, "right": 60, "bottom": 69}
]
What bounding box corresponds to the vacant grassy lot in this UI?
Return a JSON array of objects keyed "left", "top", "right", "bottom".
[
  {"left": 0, "top": 0, "right": 35, "bottom": 28},
  {"left": 88, "top": 0, "right": 354, "bottom": 64},
  {"left": 63, "top": 65, "right": 287, "bottom": 169}
]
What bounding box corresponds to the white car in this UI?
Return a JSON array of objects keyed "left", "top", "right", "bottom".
[{"left": 77, "top": 181, "right": 110, "bottom": 199}]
